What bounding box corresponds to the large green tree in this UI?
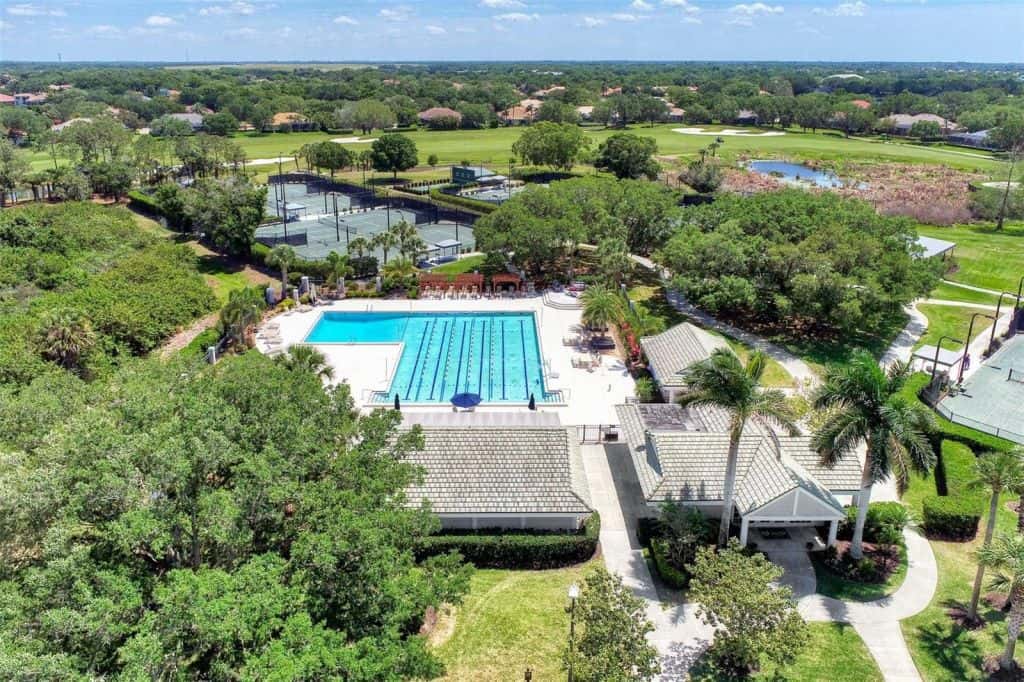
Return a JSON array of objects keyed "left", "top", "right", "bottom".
[
  {"left": 184, "top": 177, "right": 266, "bottom": 256},
  {"left": 0, "top": 137, "right": 29, "bottom": 207},
  {"left": 370, "top": 134, "right": 418, "bottom": 179},
  {"left": 511, "top": 122, "right": 591, "bottom": 171},
  {"left": 594, "top": 132, "right": 659, "bottom": 180}
]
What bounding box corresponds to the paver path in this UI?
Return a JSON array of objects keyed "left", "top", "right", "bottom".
[
  {"left": 922, "top": 298, "right": 998, "bottom": 310},
  {"left": 581, "top": 443, "right": 713, "bottom": 680},
  {"left": 941, "top": 279, "right": 1003, "bottom": 296}
]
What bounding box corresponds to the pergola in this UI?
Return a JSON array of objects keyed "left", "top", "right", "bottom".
[
  {"left": 453, "top": 273, "right": 484, "bottom": 293},
  {"left": 492, "top": 273, "right": 522, "bottom": 292},
  {"left": 419, "top": 273, "right": 449, "bottom": 290}
]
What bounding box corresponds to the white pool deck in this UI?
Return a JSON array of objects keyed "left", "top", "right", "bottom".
[{"left": 256, "top": 296, "right": 636, "bottom": 426}]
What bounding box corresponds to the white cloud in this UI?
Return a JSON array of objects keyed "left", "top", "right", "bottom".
[
  {"left": 425, "top": 24, "right": 446, "bottom": 34},
  {"left": 581, "top": 16, "right": 606, "bottom": 27},
  {"left": 144, "top": 15, "right": 176, "bottom": 27},
  {"left": 6, "top": 3, "right": 66, "bottom": 17},
  {"left": 455, "top": 26, "right": 477, "bottom": 33},
  {"left": 683, "top": 15, "right": 702, "bottom": 23},
  {"left": 333, "top": 15, "right": 358, "bottom": 25},
  {"left": 611, "top": 12, "right": 641, "bottom": 21},
  {"left": 86, "top": 24, "right": 122, "bottom": 36},
  {"left": 379, "top": 6, "right": 412, "bottom": 21},
  {"left": 494, "top": 12, "right": 539, "bottom": 21},
  {"left": 0, "top": 19, "right": 8, "bottom": 29},
  {"left": 479, "top": 0, "right": 526, "bottom": 7},
  {"left": 631, "top": 0, "right": 654, "bottom": 10},
  {"left": 726, "top": 16, "right": 753, "bottom": 25},
  {"left": 729, "top": 2, "right": 784, "bottom": 14},
  {"left": 662, "top": 0, "right": 701, "bottom": 13},
  {"left": 199, "top": 2, "right": 256, "bottom": 17},
  {"left": 813, "top": 1, "right": 867, "bottom": 15},
  {"left": 224, "top": 26, "right": 258, "bottom": 38}
]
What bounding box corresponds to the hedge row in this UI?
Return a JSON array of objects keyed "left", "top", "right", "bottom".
[
  {"left": 414, "top": 513, "right": 600, "bottom": 569},
  {"left": 127, "top": 189, "right": 162, "bottom": 216},
  {"left": 837, "top": 502, "right": 910, "bottom": 543},
  {"left": 923, "top": 496, "right": 982, "bottom": 541},
  {"left": 428, "top": 188, "right": 497, "bottom": 215}
]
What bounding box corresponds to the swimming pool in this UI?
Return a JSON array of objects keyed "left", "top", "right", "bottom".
[{"left": 304, "top": 311, "right": 555, "bottom": 404}]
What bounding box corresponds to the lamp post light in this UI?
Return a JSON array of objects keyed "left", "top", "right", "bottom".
[
  {"left": 567, "top": 582, "right": 580, "bottom": 682},
  {"left": 992, "top": 291, "right": 1023, "bottom": 353},
  {"left": 961, "top": 312, "right": 995, "bottom": 383},
  {"left": 930, "top": 335, "right": 963, "bottom": 386}
]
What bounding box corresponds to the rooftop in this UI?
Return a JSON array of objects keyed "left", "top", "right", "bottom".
[{"left": 639, "top": 322, "right": 727, "bottom": 388}]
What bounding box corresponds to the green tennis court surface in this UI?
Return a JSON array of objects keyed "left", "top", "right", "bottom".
[
  {"left": 939, "top": 335, "right": 1024, "bottom": 443},
  {"left": 266, "top": 181, "right": 354, "bottom": 217}
]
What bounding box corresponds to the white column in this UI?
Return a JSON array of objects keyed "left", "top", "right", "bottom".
[
  {"left": 739, "top": 517, "right": 750, "bottom": 546},
  {"left": 827, "top": 519, "right": 839, "bottom": 547}
]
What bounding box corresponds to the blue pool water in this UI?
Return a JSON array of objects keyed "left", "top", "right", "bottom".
[
  {"left": 747, "top": 160, "right": 846, "bottom": 188},
  {"left": 305, "top": 312, "right": 554, "bottom": 404}
]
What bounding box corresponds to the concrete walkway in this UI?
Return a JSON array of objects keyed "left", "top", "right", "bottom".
[
  {"left": 881, "top": 303, "right": 930, "bottom": 368},
  {"left": 581, "top": 443, "right": 713, "bottom": 681},
  {"left": 941, "top": 279, "right": 1004, "bottom": 296},
  {"left": 922, "top": 298, "right": 998, "bottom": 310}
]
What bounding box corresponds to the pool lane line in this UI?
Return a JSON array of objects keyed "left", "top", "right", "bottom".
[
  {"left": 519, "top": 319, "right": 530, "bottom": 401},
  {"left": 426, "top": 319, "right": 451, "bottom": 401},
  {"left": 438, "top": 319, "right": 467, "bottom": 402},
  {"left": 404, "top": 318, "right": 434, "bottom": 401},
  {"left": 501, "top": 319, "right": 506, "bottom": 400},
  {"left": 489, "top": 321, "right": 497, "bottom": 401},
  {"left": 452, "top": 319, "right": 472, "bottom": 397},
  {"left": 477, "top": 319, "right": 487, "bottom": 396}
]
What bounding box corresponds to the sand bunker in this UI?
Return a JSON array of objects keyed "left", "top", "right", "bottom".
[
  {"left": 331, "top": 136, "right": 377, "bottom": 144},
  {"left": 672, "top": 127, "right": 786, "bottom": 137}
]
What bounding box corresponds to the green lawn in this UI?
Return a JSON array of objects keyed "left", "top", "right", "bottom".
[
  {"left": 915, "top": 304, "right": 991, "bottom": 351},
  {"left": 690, "top": 622, "right": 883, "bottom": 681},
  {"left": 431, "top": 254, "right": 486, "bottom": 276},
  {"left": 715, "top": 332, "right": 795, "bottom": 389},
  {"left": 811, "top": 547, "right": 908, "bottom": 601},
  {"left": 918, "top": 222, "right": 1024, "bottom": 294},
  {"left": 900, "top": 441, "right": 1024, "bottom": 681},
  {"left": 929, "top": 281, "right": 1000, "bottom": 306},
  {"left": 433, "top": 562, "right": 597, "bottom": 681}
]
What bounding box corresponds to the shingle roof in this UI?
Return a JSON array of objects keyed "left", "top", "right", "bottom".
[
  {"left": 402, "top": 426, "right": 592, "bottom": 515},
  {"left": 639, "top": 323, "right": 727, "bottom": 388},
  {"left": 615, "top": 403, "right": 850, "bottom": 516}
]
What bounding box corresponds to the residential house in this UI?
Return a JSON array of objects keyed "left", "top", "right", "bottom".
[
  {"left": 947, "top": 129, "right": 994, "bottom": 150},
  {"left": 735, "top": 109, "right": 759, "bottom": 125},
  {"left": 639, "top": 322, "right": 728, "bottom": 403},
  {"left": 270, "top": 112, "right": 316, "bottom": 132},
  {"left": 602, "top": 86, "right": 622, "bottom": 97},
  {"left": 576, "top": 105, "right": 594, "bottom": 121},
  {"left": 13, "top": 92, "right": 47, "bottom": 107},
  {"left": 850, "top": 99, "right": 872, "bottom": 110},
  {"left": 532, "top": 85, "right": 566, "bottom": 98},
  {"left": 0, "top": 94, "right": 14, "bottom": 106},
  {"left": 168, "top": 112, "right": 205, "bottom": 131},
  {"left": 667, "top": 106, "right": 685, "bottom": 122},
  {"left": 51, "top": 117, "right": 93, "bottom": 133},
  {"left": 499, "top": 105, "right": 537, "bottom": 125},
  {"left": 417, "top": 107, "right": 463, "bottom": 127},
  {"left": 401, "top": 422, "right": 593, "bottom": 531},
  {"left": 880, "top": 113, "right": 960, "bottom": 136}
]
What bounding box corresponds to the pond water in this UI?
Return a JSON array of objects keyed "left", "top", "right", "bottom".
[{"left": 747, "top": 160, "right": 847, "bottom": 189}]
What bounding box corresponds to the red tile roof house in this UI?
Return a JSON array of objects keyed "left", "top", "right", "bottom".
[
  {"left": 417, "top": 107, "right": 463, "bottom": 127},
  {"left": 850, "top": 99, "right": 872, "bottom": 110},
  {"left": 0, "top": 94, "right": 14, "bottom": 106}
]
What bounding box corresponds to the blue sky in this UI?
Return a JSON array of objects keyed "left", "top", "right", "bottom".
[{"left": 0, "top": 0, "right": 1021, "bottom": 63}]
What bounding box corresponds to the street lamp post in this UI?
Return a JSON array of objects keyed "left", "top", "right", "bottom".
[
  {"left": 332, "top": 193, "right": 341, "bottom": 243},
  {"left": 930, "top": 335, "right": 963, "bottom": 386},
  {"left": 961, "top": 312, "right": 995, "bottom": 383},
  {"left": 567, "top": 582, "right": 580, "bottom": 682}
]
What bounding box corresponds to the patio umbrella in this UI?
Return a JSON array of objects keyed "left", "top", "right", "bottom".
[
  {"left": 394, "top": 393, "right": 401, "bottom": 411},
  {"left": 450, "top": 392, "right": 482, "bottom": 409},
  {"left": 528, "top": 393, "right": 536, "bottom": 410}
]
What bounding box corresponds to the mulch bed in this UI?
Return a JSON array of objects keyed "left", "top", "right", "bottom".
[{"left": 822, "top": 540, "right": 902, "bottom": 584}]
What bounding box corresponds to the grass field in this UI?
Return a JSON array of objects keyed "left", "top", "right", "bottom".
[
  {"left": 918, "top": 222, "right": 1024, "bottom": 294},
  {"left": 901, "top": 441, "right": 1024, "bottom": 681},
  {"left": 25, "top": 123, "right": 1005, "bottom": 175},
  {"left": 811, "top": 547, "right": 908, "bottom": 602},
  {"left": 915, "top": 304, "right": 992, "bottom": 351},
  {"left": 929, "top": 281, "right": 1001, "bottom": 306},
  {"left": 431, "top": 254, "right": 486, "bottom": 276}
]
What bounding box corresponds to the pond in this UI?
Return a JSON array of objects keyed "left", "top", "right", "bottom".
[{"left": 747, "top": 160, "right": 848, "bottom": 189}]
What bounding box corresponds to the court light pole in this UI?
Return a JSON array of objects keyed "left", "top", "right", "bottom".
[
  {"left": 332, "top": 192, "right": 340, "bottom": 243},
  {"left": 961, "top": 312, "right": 995, "bottom": 383},
  {"left": 992, "top": 291, "right": 1023, "bottom": 354},
  {"left": 931, "top": 335, "right": 963, "bottom": 386}
]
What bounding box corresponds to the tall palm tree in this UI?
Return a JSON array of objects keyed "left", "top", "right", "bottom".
[
  {"left": 347, "top": 236, "right": 370, "bottom": 259},
  {"left": 678, "top": 349, "right": 798, "bottom": 547},
  {"left": 372, "top": 229, "right": 399, "bottom": 264},
  {"left": 967, "top": 451, "right": 1024, "bottom": 622},
  {"left": 812, "top": 352, "right": 936, "bottom": 559},
  {"left": 624, "top": 304, "right": 666, "bottom": 339},
  {"left": 580, "top": 285, "right": 625, "bottom": 332},
  {"left": 381, "top": 256, "right": 416, "bottom": 283},
  {"left": 265, "top": 244, "right": 297, "bottom": 300},
  {"left": 324, "top": 251, "right": 353, "bottom": 287},
  {"left": 219, "top": 287, "right": 266, "bottom": 348},
  {"left": 977, "top": 533, "right": 1024, "bottom": 671},
  {"left": 276, "top": 344, "right": 334, "bottom": 382},
  {"left": 38, "top": 309, "right": 96, "bottom": 372}
]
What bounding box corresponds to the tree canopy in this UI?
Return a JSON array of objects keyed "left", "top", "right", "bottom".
[
  {"left": 594, "top": 132, "right": 659, "bottom": 180},
  {"left": 511, "top": 122, "right": 591, "bottom": 171},
  {"left": 0, "top": 352, "right": 472, "bottom": 680},
  {"left": 371, "top": 134, "right": 418, "bottom": 179}
]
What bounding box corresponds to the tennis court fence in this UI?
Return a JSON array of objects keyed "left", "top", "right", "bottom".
[{"left": 933, "top": 402, "right": 1024, "bottom": 444}]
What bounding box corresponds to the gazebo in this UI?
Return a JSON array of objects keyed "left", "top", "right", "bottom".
[
  {"left": 434, "top": 239, "right": 462, "bottom": 260},
  {"left": 453, "top": 273, "right": 484, "bottom": 293},
  {"left": 492, "top": 273, "right": 522, "bottom": 293}
]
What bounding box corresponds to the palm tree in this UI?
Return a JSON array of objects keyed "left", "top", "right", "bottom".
[
  {"left": 624, "top": 304, "right": 666, "bottom": 339},
  {"left": 276, "top": 344, "right": 334, "bottom": 382},
  {"left": 967, "top": 451, "right": 1024, "bottom": 622},
  {"left": 381, "top": 256, "right": 416, "bottom": 282},
  {"left": 265, "top": 244, "right": 297, "bottom": 300},
  {"left": 324, "top": 251, "right": 353, "bottom": 288},
  {"left": 38, "top": 309, "right": 96, "bottom": 372},
  {"left": 348, "top": 236, "right": 370, "bottom": 259},
  {"left": 678, "top": 349, "right": 798, "bottom": 547},
  {"left": 219, "top": 287, "right": 266, "bottom": 348},
  {"left": 372, "top": 229, "right": 399, "bottom": 264},
  {"left": 977, "top": 533, "right": 1024, "bottom": 671},
  {"left": 580, "top": 285, "right": 625, "bottom": 332},
  {"left": 812, "top": 352, "right": 936, "bottom": 559}
]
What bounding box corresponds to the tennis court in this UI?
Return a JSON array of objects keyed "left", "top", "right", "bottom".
[
  {"left": 938, "top": 334, "right": 1024, "bottom": 443},
  {"left": 459, "top": 184, "right": 525, "bottom": 205},
  {"left": 255, "top": 206, "right": 475, "bottom": 262},
  {"left": 266, "top": 180, "right": 359, "bottom": 219}
]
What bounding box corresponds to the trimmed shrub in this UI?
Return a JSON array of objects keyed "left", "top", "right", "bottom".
[
  {"left": 838, "top": 502, "right": 910, "bottom": 543},
  {"left": 429, "top": 188, "right": 496, "bottom": 215},
  {"left": 414, "top": 513, "right": 600, "bottom": 569},
  {"left": 922, "top": 495, "right": 982, "bottom": 541},
  {"left": 651, "top": 538, "right": 690, "bottom": 589},
  {"left": 127, "top": 189, "right": 161, "bottom": 215}
]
